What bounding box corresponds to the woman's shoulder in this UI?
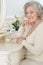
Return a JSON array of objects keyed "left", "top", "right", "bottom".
[
  {"left": 36, "top": 20, "right": 43, "bottom": 33},
  {"left": 35, "top": 19, "right": 43, "bottom": 29},
  {"left": 37, "top": 20, "right": 43, "bottom": 28},
  {"left": 29, "top": 20, "right": 43, "bottom": 35}
]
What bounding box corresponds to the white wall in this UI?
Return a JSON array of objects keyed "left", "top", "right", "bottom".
[
  {"left": 6, "top": 0, "right": 31, "bottom": 18},
  {"left": 6, "top": 0, "right": 43, "bottom": 18}
]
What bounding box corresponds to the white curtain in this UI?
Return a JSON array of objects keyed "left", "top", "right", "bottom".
[
  {"left": 0, "top": 0, "right": 1, "bottom": 19},
  {"left": 0, "top": 0, "right": 6, "bottom": 30}
]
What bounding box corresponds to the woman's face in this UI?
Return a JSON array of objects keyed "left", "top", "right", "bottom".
[{"left": 25, "top": 6, "right": 38, "bottom": 22}]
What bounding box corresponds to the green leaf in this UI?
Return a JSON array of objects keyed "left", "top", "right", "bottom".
[{"left": 12, "top": 19, "right": 20, "bottom": 31}]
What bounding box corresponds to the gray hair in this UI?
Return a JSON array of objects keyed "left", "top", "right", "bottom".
[{"left": 24, "top": 1, "right": 43, "bottom": 18}]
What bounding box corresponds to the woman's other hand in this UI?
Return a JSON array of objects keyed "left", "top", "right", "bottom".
[{"left": 16, "top": 37, "right": 24, "bottom": 43}]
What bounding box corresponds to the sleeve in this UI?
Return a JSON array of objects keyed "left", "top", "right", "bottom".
[
  {"left": 16, "top": 26, "right": 24, "bottom": 38},
  {"left": 22, "top": 23, "right": 43, "bottom": 55}
]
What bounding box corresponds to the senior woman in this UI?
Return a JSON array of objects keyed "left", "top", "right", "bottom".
[
  {"left": 20, "top": 1, "right": 43, "bottom": 65},
  {"left": 16, "top": 1, "right": 43, "bottom": 65}
]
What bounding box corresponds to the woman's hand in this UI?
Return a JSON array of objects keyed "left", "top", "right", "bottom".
[
  {"left": 16, "top": 37, "right": 24, "bottom": 43},
  {"left": 21, "top": 20, "right": 30, "bottom": 26}
]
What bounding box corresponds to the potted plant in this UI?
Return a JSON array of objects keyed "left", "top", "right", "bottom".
[{"left": 12, "top": 16, "right": 21, "bottom": 31}]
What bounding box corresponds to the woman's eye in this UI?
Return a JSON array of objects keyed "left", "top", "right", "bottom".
[
  {"left": 26, "top": 12, "right": 28, "bottom": 14},
  {"left": 30, "top": 11, "right": 34, "bottom": 14}
]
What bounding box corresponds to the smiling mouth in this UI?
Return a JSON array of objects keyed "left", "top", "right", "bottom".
[{"left": 29, "top": 18, "right": 33, "bottom": 20}]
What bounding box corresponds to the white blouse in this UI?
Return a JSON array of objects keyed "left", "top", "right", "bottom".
[{"left": 22, "top": 21, "right": 43, "bottom": 61}]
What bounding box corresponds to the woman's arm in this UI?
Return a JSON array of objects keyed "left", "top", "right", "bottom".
[
  {"left": 16, "top": 20, "right": 29, "bottom": 38},
  {"left": 22, "top": 23, "right": 43, "bottom": 55},
  {"left": 16, "top": 21, "right": 25, "bottom": 43},
  {"left": 16, "top": 26, "right": 24, "bottom": 37},
  {"left": 16, "top": 20, "right": 25, "bottom": 38}
]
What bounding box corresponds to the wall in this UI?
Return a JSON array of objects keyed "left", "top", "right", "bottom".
[
  {"left": 6, "top": 0, "right": 43, "bottom": 18},
  {"left": 6, "top": 0, "right": 31, "bottom": 18}
]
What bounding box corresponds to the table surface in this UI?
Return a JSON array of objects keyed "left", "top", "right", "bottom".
[
  {"left": 0, "top": 31, "right": 23, "bottom": 54},
  {"left": 0, "top": 43, "right": 23, "bottom": 54}
]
